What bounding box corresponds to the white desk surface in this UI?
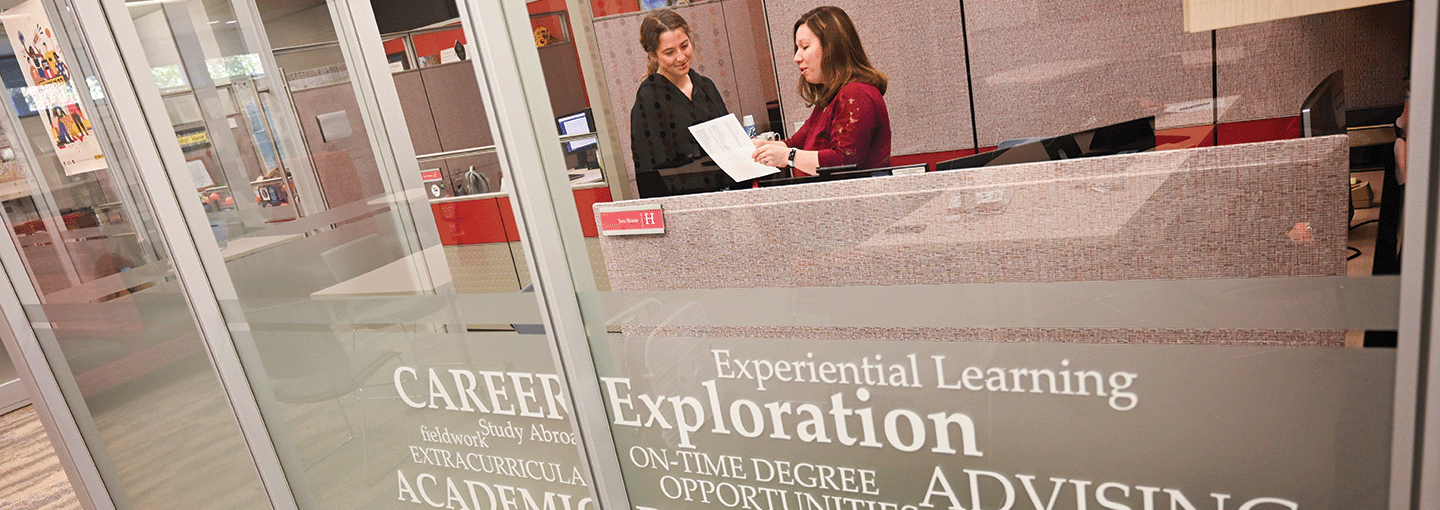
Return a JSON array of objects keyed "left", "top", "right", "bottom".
[
  {"left": 220, "top": 234, "right": 303, "bottom": 261},
  {"left": 568, "top": 168, "right": 604, "bottom": 185},
  {"left": 310, "top": 245, "right": 452, "bottom": 299},
  {"left": 367, "top": 187, "right": 431, "bottom": 207}
]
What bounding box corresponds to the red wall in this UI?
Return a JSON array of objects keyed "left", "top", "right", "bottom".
[{"left": 434, "top": 187, "right": 613, "bottom": 245}]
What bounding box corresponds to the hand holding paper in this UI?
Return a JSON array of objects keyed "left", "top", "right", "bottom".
[{"left": 688, "top": 114, "right": 781, "bottom": 182}]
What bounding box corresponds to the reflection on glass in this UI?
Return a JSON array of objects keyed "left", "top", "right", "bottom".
[
  {"left": 119, "top": 0, "right": 600, "bottom": 507},
  {"left": 0, "top": 339, "right": 22, "bottom": 413},
  {"left": 0, "top": 1, "right": 270, "bottom": 507}
]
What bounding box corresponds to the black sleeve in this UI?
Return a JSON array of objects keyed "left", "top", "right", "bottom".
[
  {"left": 698, "top": 75, "right": 729, "bottom": 119},
  {"left": 630, "top": 80, "right": 658, "bottom": 174},
  {"left": 630, "top": 97, "right": 652, "bottom": 174}
]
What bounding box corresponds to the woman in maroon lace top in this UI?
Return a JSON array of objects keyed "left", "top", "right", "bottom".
[{"left": 752, "top": 6, "right": 891, "bottom": 175}]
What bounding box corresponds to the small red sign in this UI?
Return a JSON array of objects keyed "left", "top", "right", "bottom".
[
  {"left": 598, "top": 206, "right": 665, "bottom": 236},
  {"left": 420, "top": 169, "right": 443, "bottom": 182}
]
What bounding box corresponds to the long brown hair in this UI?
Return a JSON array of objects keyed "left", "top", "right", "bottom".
[
  {"left": 639, "top": 9, "right": 693, "bottom": 76},
  {"left": 794, "top": 6, "right": 886, "bottom": 108}
]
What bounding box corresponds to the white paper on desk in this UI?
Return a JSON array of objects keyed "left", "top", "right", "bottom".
[
  {"left": 688, "top": 114, "right": 780, "bottom": 182},
  {"left": 440, "top": 47, "right": 460, "bottom": 64}
]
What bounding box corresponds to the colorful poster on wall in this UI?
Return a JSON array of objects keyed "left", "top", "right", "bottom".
[{"left": 1, "top": 0, "right": 106, "bottom": 176}]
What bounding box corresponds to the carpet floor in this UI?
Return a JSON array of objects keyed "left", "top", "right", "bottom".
[{"left": 0, "top": 405, "right": 79, "bottom": 510}]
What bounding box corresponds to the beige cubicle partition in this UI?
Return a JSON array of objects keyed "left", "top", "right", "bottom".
[
  {"left": 753, "top": 0, "right": 1408, "bottom": 150},
  {"left": 1216, "top": 1, "right": 1411, "bottom": 125},
  {"left": 291, "top": 82, "right": 388, "bottom": 208},
  {"left": 593, "top": 0, "right": 779, "bottom": 195},
  {"left": 595, "top": 135, "right": 1351, "bottom": 346},
  {"left": 1185, "top": 0, "right": 1401, "bottom": 32},
  {"left": 760, "top": 0, "right": 976, "bottom": 152},
  {"left": 963, "top": 0, "right": 1211, "bottom": 147}
]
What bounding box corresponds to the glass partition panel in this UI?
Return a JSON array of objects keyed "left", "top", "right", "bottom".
[
  {"left": 0, "top": 334, "right": 24, "bottom": 413},
  {"left": 544, "top": 3, "right": 1413, "bottom": 508},
  {"left": 574, "top": 138, "right": 1400, "bottom": 510},
  {"left": 0, "top": 0, "right": 272, "bottom": 506},
  {"left": 106, "top": 0, "right": 598, "bottom": 507}
]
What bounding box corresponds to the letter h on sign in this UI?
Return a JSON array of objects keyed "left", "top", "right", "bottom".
[{"left": 599, "top": 204, "right": 666, "bottom": 236}]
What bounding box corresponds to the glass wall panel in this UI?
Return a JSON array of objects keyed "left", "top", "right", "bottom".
[
  {"left": 0, "top": 0, "right": 272, "bottom": 507},
  {"left": 0, "top": 334, "right": 24, "bottom": 413},
  {"left": 525, "top": 1, "right": 1412, "bottom": 510},
  {"left": 103, "top": 0, "right": 599, "bottom": 508}
]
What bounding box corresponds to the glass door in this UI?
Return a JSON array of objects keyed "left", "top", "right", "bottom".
[
  {"left": 92, "top": 0, "right": 602, "bottom": 507},
  {"left": 459, "top": 2, "right": 1433, "bottom": 510},
  {"left": 0, "top": 0, "right": 279, "bottom": 507}
]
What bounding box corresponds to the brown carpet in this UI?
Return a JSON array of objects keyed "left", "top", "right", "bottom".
[{"left": 0, "top": 405, "right": 79, "bottom": 510}]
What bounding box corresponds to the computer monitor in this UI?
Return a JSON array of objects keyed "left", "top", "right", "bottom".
[
  {"left": 936, "top": 116, "right": 1156, "bottom": 171},
  {"left": 758, "top": 163, "right": 928, "bottom": 187},
  {"left": 557, "top": 109, "right": 597, "bottom": 152},
  {"left": 1301, "top": 70, "right": 1346, "bottom": 137}
]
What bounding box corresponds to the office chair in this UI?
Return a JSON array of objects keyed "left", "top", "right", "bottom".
[{"left": 253, "top": 330, "right": 400, "bottom": 468}]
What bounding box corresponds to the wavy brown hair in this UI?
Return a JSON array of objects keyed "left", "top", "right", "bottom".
[
  {"left": 794, "top": 6, "right": 886, "bottom": 108},
  {"left": 639, "top": 9, "right": 693, "bottom": 76}
]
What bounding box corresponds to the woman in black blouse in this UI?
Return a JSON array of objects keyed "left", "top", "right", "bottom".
[{"left": 630, "top": 9, "right": 732, "bottom": 197}]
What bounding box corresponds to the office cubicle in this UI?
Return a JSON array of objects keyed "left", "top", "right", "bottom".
[{"left": 0, "top": 1, "right": 1429, "bottom": 510}]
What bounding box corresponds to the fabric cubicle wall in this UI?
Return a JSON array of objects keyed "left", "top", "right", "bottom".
[
  {"left": 963, "top": 0, "right": 1212, "bottom": 147},
  {"left": 758, "top": 0, "right": 1409, "bottom": 150},
  {"left": 1215, "top": 2, "right": 1410, "bottom": 124},
  {"left": 593, "top": 0, "right": 778, "bottom": 194},
  {"left": 588, "top": 0, "right": 1407, "bottom": 181},
  {"left": 292, "top": 83, "right": 387, "bottom": 208},
  {"left": 594, "top": 135, "right": 1351, "bottom": 346},
  {"left": 761, "top": 0, "right": 977, "bottom": 154}
]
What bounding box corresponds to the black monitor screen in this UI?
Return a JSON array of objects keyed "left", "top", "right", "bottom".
[
  {"left": 557, "top": 110, "right": 596, "bottom": 153},
  {"left": 1301, "top": 70, "right": 1346, "bottom": 137},
  {"left": 758, "top": 163, "right": 928, "bottom": 188},
  {"left": 937, "top": 116, "right": 1156, "bottom": 171}
]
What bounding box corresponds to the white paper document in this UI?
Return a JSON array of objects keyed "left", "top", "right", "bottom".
[{"left": 688, "top": 114, "right": 780, "bottom": 182}]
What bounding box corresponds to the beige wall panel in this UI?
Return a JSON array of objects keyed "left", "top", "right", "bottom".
[
  {"left": 967, "top": 0, "right": 1212, "bottom": 148},
  {"left": 596, "top": 137, "right": 1350, "bottom": 346},
  {"left": 595, "top": 0, "right": 770, "bottom": 189},
  {"left": 723, "top": 0, "right": 779, "bottom": 135},
  {"left": 597, "top": 135, "right": 1349, "bottom": 291},
  {"left": 291, "top": 84, "right": 384, "bottom": 207},
  {"left": 1216, "top": 1, "right": 1410, "bottom": 123},
  {"left": 538, "top": 43, "right": 591, "bottom": 118},
  {"left": 419, "top": 62, "right": 496, "bottom": 152},
  {"left": 1185, "top": 0, "right": 1400, "bottom": 32},
  {"left": 393, "top": 70, "right": 442, "bottom": 156},
  {"left": 763, "top": 0, "right": 974, "bottom": 156}
]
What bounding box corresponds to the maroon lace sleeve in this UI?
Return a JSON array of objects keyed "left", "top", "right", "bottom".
[
  {"left": 815, "top": 85, "right": 881, "bottom": 168},
  {"left": 786, "top": 114, "right": 813, "bottom": 150}
]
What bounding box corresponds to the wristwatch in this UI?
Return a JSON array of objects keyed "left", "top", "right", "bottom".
[{"left": 787, "top": 148, "right": 797, "bottom": 168}]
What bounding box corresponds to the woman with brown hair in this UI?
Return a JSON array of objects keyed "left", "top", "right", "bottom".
[
  {"left": 630, "top": 9, "right": 733, "bottom": 196},
  {"left": 752, "top": 6, "right": 891, "bottom": 175}
]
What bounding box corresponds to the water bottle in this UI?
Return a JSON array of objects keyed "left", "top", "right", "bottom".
[{"left": 742, "top": 115, "right": 756, "bottom": 137}]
